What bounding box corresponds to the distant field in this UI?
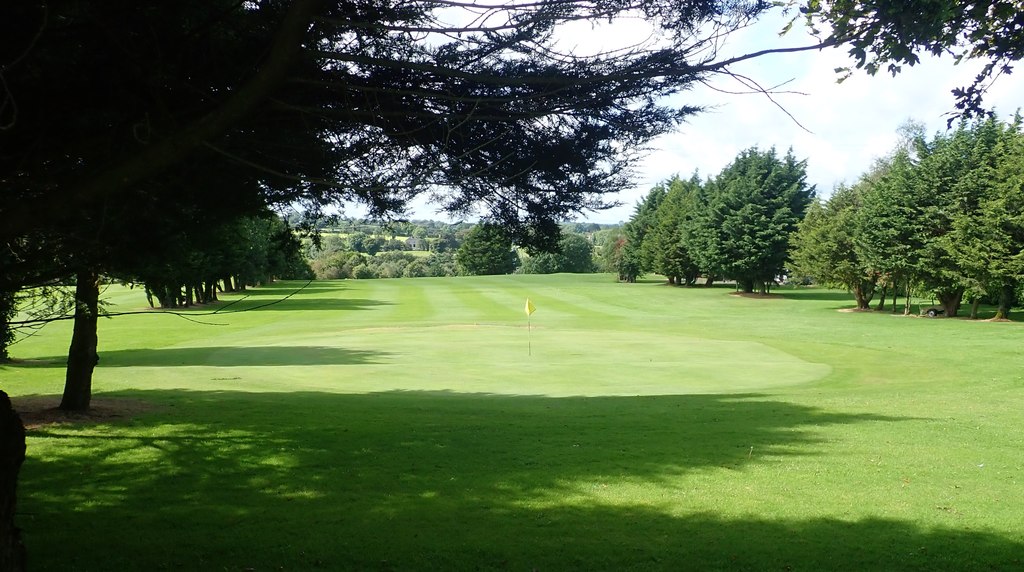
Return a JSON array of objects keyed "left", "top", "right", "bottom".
[{"left": 4, "top": 275, "right": 1023, "bottom": 570}]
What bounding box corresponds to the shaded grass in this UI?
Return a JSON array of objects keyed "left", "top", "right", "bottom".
[
  {"left": 16, "top": 389, "right": 1022, "bottom": 571},
  {"left": 5, "top": 275, "right": 1024, "bottom": 570},
  {"left": 19, "top": 346, "right": 388, "bottom": 368}
]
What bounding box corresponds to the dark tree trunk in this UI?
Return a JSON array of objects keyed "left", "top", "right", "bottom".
[
  {"left": 892, "top": 281, "right": 899, "bottom": 313},
  {"left": 0, "top": 290, "right": 15, "bottom": 363},
  {"left": 60, "top": 269, "right": 99, "bottom": 412},
  {"left": 969, "top": 298, "right": 981, "bottom": 319},
  {"left": 903, "top": 282, "right": 912, "bottom": 316},
  {"left": 667, "top": 276, "right": 676, "bottom": 286},
  {"left": 704, "top": 275, "right": 715, "bottom": 287},
  {"left": 938, "top": 289, "right": 964, "bottom": 318},
  {"left": 160, "top": 285, "right": 176, "bottom": 308},
  {"left": 861, "top": 279, "right": 876, "bottom": 308},
  {"left": 875, "top": 283, "right": 888, "bottom": 311},
  {"left": 853, "top": 282, "right": 872, "bottom": 310},
  {"left": 994, "top": 282, "right": 1016, "bottom": 320},
  {"left": 0, "top": 391, "right": 27, "bottom": 572},
  {"left": 222, "top": 276, "right": 234, "bottom": 292}
]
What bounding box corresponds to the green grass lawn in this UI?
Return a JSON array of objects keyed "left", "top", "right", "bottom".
[{"left": 3, "top": 275, "right": 1023, "bottom": 571}]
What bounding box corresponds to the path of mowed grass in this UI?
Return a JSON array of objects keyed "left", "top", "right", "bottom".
[{"left": 3, "top": 274, "right": 1023, "bottom": 571}]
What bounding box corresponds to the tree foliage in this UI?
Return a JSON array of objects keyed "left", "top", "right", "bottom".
[
  {"left": 790, "top": 185, "right": 878, "bottom": 308},
  {"left": 619, "top": 187, "right": 668, "bottom": 282},
  {"left": 456, "top": 225, "right": 519, "bottom": 276},
  {"left": 793, "top": 115, "right": 1024, "bottom": 317},
  {"left": 520, "top": 233, "right": 596, "bottom": 274},
  {"left": 0, "top": 0, "right": 812, "bottom": 253},
  {"left": 622, "top": 148, "right": 812, "bottom": 293},
  {"left": 697, "top": 147, "right": 814, "bottom": 293},
  {"left": 644, "top": 175, "right": 704, "bottom": 285}
]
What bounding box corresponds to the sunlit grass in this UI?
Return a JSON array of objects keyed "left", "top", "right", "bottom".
[{"left": 4, "top": 275, "right": 1024, "bottom": 570}]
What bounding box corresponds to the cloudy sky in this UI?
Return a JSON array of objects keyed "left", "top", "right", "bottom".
[{"left": 408, "top": 9, "right": 1024, "bottom": 223}]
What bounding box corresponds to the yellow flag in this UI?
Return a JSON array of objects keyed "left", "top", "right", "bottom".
[{"left": 525, "top": 298, "right": 536, "bottom": 316}]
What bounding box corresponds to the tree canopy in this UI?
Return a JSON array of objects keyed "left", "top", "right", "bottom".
[
  {"left": 456, "top": 224, "right": 519, "bottom": 276},
  {"left": 0, "top": 0, "right": 816, "bottom": 255},
  {"left": 620, "top": 147, "right": 813, "bottom": 293}
]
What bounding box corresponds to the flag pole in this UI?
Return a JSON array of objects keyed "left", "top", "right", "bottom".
[
  {"left": 528, "top": 314, "right": 532, "bottom": 356},
  {"left": 525, "top": 298, "right": 535, "bottom": 356}
]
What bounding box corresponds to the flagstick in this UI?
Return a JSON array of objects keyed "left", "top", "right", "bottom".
[{"left": 525, "top": 298, "right": 535, "bottom": 356}]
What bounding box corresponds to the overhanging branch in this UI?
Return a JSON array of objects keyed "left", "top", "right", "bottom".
[{"left": 1, "top": 0, "right": 322, "bottom": 238}]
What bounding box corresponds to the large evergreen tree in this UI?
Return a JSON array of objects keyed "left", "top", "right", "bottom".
[
  {"left": 791, "top": 184, "right": 879, "bottom": 309},
  {"left": 697, "top": 147, "right": 814, "bottom": 294},
  {"left": 853, "top": 149, "right": 924, "bottom": 314},
  {"left": 645, "top": 175, "right": 704, "bottom": 286},
  {"left": 618, "top": 187, "right": 669, "bottom": 282},
  {"left": 945, "top": 117, "right": 1024, "bottom": 319}
]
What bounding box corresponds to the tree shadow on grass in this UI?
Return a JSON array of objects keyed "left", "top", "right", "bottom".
[
  {"left": 774, "top": 289, "right": 857, "bottom": 303},
  {"left": 17, "top": 389, "right": 1015, "bottom": 570},
  {"left": 13, "top": 345, "right": 388, "bottom": 368},
  {"left": 184, "top": 296, "right": 392, "bottom": 313},
  {"left": 228, "top": 284, "right": 350, "bottom": 297}
]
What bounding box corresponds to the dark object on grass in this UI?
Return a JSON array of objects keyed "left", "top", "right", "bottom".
[
  {"left": 921, "top": 306, "right": 945, "bottom": 318},
  {"left": 0, "top": 390, "right": 27, "bottom": 572}
]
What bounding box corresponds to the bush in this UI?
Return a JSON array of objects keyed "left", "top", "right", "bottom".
[{"left": 352, "top": 264, "right": 377, "bottom": 279}]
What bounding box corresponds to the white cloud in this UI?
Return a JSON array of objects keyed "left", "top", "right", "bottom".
[{"left": 592, "top": 15, "right": 1024, "bottom": 222}]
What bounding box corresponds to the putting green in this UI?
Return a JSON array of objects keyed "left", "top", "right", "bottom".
[{"left": 139, "top": 325, "right": 830, "bottom": 396}]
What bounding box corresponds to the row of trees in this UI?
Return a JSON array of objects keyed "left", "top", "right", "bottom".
[
  {"left": 453, "top": 224, "right": 599, "bottom": 276},
  {"left": 0, "top": 210, "right": 313, "bottom": 409},
  {"left": 791, "top": 116, "right": 1024, "bottom": 318},
  {"left": 310, "top": 227, "right": 464, "bottom": 258},
  {"left": 133, "top": 214, "right": 312, "bottom": 309},
  {"left": 308, "top": 224, "right": 599, "bottom": 278},
  {"left": 311, "top": 251, "right": 460, "bottom": 279},
  {"left": 614, "top": 148, "right": 815, "bottom": 293}
]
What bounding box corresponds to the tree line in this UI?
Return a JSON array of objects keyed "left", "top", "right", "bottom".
[
  {"left": 620, "top": 116, "right": 1024, "bottom": 321},
  {"left": 791, "top": 115, "right": 1024, "bottom": 319},
  {"left": 612, "top": 147, "right": 815, "bottom": 293},
  {"left": 309, "top": 222, "right": 605, "bottom": 279}
]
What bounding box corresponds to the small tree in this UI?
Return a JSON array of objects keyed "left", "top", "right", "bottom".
[
  {"left": 520, "top": 232, "right": 595, "bottom": 274},
  {"left": 555, "top": 233, "right": 596, "bottom": 273},
  {"left": 456, "top": 224, "right": 518, "bottom": 276}
]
